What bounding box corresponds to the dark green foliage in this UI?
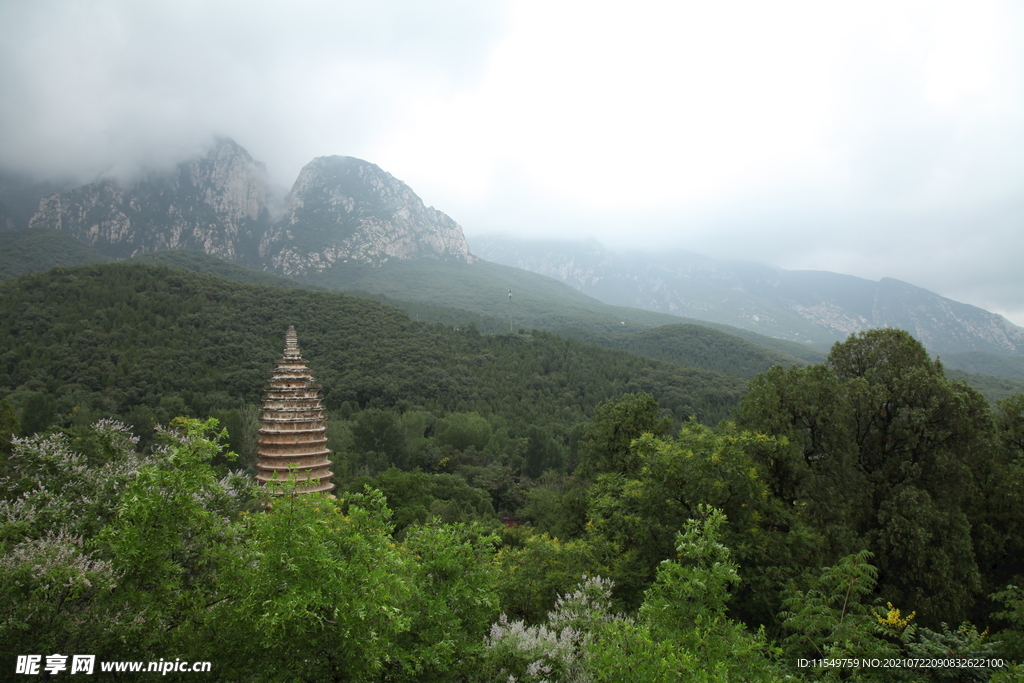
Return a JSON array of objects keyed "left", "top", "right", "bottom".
[
  {"left": 0, "top": 399, "right": 18, "bottom": 465},
  {"left": 434, "top": 411, "right": 493, "bottom": 452},
  {"left": 343, "top": 467, "right": 496, "bottom": 534},
  {"left": 0, "top": 263, "right": 746, "bottom": 459},
  {"left": 779, "top": 550, "right": 900, "bottom": 680},
  {"left": 0, "top": 419, "right": 503, "bottom": 681},
  {"left": 946, "top": 367, "right": 1024, "bottom": 404},
  {"left": 575, "top": 392, "right": 671, "bottom": 477},
  {"left": 563, "top": 323, "right": 807, "bottom": 379},
  {"left": 739, "top": 329, "right": 1005, "bottom": 627},
  {"left": 129, "top": 249, "right": 317, "bottom": 289},
  {"left": 581, "top": 420, "right": 807, "bottom": 616},
  {"left": 350, "top": 408, "right": 409, "bottom": 471},
  {"left": 0, "top": 227, "right": 110, "bottom": 280},
  {"left": 19, "top": 391, "right": 56, "bottom": 436},
  {"left": 943, "top": 351, "right": 1024, "bottom": 380},
  {"left": 991, "top": 583, "right": 1024, "bottom": 661}
]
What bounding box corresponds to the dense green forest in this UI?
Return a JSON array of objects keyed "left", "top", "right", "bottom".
[
  {"left": 0, "top": 263, "right": 745, "bottom": 501},
  {"left": 561, "top": 323, "right": 808, "bottom": 379},
  {"left": 1, "top": 263, "right": 1023, "bottom": 681},
  {"left": 0, "top": 226, "right": 109, "bottom": 279}
]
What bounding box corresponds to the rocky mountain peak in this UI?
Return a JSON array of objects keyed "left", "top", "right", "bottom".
[
  {"left": 29, "top": 138, "right": 271, "bottom": 262},
  {"left": 259, "top": 155, "right": 475, "bottom": 275},
  {"left": 185, "top": 137, "right": 268, "bottom": 225},
  {"left": 26, "top": 140, "right": 474, "bottom": 274}
]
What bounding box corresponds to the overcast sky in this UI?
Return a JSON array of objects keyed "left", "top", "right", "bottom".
[{"left": 2, "top": 0, "right": 1023, "bottom": 324}]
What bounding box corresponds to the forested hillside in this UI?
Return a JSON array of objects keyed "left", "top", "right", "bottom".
[
  {"left": 0, "top": 262, "right": 744, "bottom": 476},
  {"left": 2, "top": 264, "right": 1024, "bottom": 681},
  {"left": 128, "top": 249, "right": 319, "bottom": 290},
  {"left": 0, "top": 226, "right": 109, "bottom": 279},
  {"left": 1, "top": 329, "right": 1022, "bottom": 681},
  {"left": 561, "top": 323, "right": 808, "bottom": 379}
]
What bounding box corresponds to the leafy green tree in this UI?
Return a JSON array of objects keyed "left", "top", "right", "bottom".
[
  {"left": 0, "top": 399, "right": 19, "bottom": 472},
  {"left": 351, "top": 408, "right": 408, "bottom": 472},
  {"left": 904, "top": 621, "right": 1002, "bottom": 682},
  {"left": 384, "top": 523, "right": 499, "bottom": 682},
  {"left": 520, "top": 472, "right": 590, "bottom": 541},
  {"left": 523, "top": 424, "right": 565, "bottom": 478},
  {"left": 584, "top": 420, "right": 804, "bottom": 614},
  {"left": 779, "top": 550, "right": 902, "bottom": 681},
  {"left": 739, "top": 329, "right": 995, "bottom": 625},
  {"left": 991, "top": 583, "right": 1024, "bottom": 662},
  {"left": 345, "top": 467, "right": 495, "bottom": 534},
  {"left": 209, "top": 487, "right": 412, "bottom": 681},
  {"left": 637, "top": 505, "right": 782, "bottom": 682},
  {"left": 0, "top": 418, "right": 242, "bottom": 661},
  {"left": 97, "top": 418, "right": 248, "bottom": 657},
  {"left": 575, "top": 392, "right": 671, "bottom": 478},
  {"left": 494, "top": 527, "right": 598, "bottom": 623},
  {"left": 979, "top": 395, "right": 1024, "bottom": 593},
  {"left": 19, "top": 391, "right": 57, "bottom": 435},
  {"left": 434, "top": 411, "right": 492, "bottom": 452},
  {"left": 484, "top": 508, "right": 783, "bottom": 683},
  {"left": 996, "top": 393, "right": 1024, "bottom": 457}
]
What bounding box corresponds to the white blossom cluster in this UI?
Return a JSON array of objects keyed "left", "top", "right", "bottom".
[
  {"left": 0, "top": 528, "right": 116, "bottom": 592},
  {"left": 485, "top": 576, "right": 620, "bottom": 683},
  {"left": 0, "top": 420, "right": 149, "bottom": 538}
]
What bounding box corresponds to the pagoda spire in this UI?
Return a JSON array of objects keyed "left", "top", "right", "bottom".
[{"left": 255, "top": 326, "right": 334, "bottom": 494}]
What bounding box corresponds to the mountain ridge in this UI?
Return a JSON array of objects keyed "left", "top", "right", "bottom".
[
  {"left": 13, "top": 137, "right": 1022, "bottom": 361},
  {"left": 27, "top": 139, "right": 475, "bottom": 272},
  {"left": 473, "top": 235, "right": 1024, "bottom": 357}
]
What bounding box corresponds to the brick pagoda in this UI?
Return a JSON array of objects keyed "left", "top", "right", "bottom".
[{"left": 255, "top": 326, "right": 334, "bottom": 494}]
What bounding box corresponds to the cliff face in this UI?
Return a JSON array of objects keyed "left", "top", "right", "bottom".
[
  {"left": 260, "top": 156, "right": 474, "bottom": 276},
  {"left": 29, "top": 142, "right": 474, "bottom": 273},
  {"left": 30, "top": 139, "right": 270, "bottom": 263}
]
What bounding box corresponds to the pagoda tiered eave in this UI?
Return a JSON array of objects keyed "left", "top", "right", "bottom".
[{"left": 255, "top": 325, "right": 335, "bottom": 495}]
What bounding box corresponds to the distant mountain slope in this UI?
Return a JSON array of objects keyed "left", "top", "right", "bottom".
[
  {"left": 11, "top": 137, "right": 1021, "bottom": 369},
  {"left": 298, "top": 257, "right": 724, "bottom": 335},
  {"left": 473, "top": 235, "right": 1024, "bottom": 357},
  {"left": 944, "top": 368, "right": 1024, "bottom": 404},
  {"left": 472, "top": 237, "right": 841, "bottom": 345},
  {"left": 0, "top": 262, "right": 747, "bottom": 428},
  {"left": 0, "top": 226, "right": 110, "bottom": 279},
  {"left": 940, "top": 351, "right": 1024, "bottom": 380},
  {"left": 0, "top": 170, "right": 73, "bottom": 230},
  {"left": 118, "top": 250, "right": 819, "bottom": 380},
  {"left": 736, "top": 266, "right": 1024, "bottom": 356},
  {"left": 662, "top": 320, "right": 828, "bottom": 364},
  {"left": 560, "top": 323, "right": 808, "bottom": 379},
  {"left": 128, "top": 249, "right": 317, "bottom": 290}
]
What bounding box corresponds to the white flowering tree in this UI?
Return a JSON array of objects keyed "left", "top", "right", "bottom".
[
  {"left": 482, "top": 506, "right": 784, "bottom": 683},
  {"left": 1, "top": 417, "right": 505, "bottom": 682}
]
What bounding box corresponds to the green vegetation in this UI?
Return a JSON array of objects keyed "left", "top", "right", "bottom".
[
  {"left": 129, "top": 249, "right": 318, "bottom": 290},
  {"left": 0, "top": 262, "right": 745, "bottom": 477},
  {"left": 943, "top": 351, "right": 1024, "bottom": 379},
  {"left": 946, "top": 367, "right": 1024, "bottom": 404},
  {"left": 563, "top": 323, "right": 808, "bottom": 379},
  {"left": 0, "top": 226, "right": 109, "bottom": 279},
  {"left": 298, "top": 257, "right": 696, "bottom": 334},
  {"left": 2, "top": 262, "right": 1023, "bottom": 681}
]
